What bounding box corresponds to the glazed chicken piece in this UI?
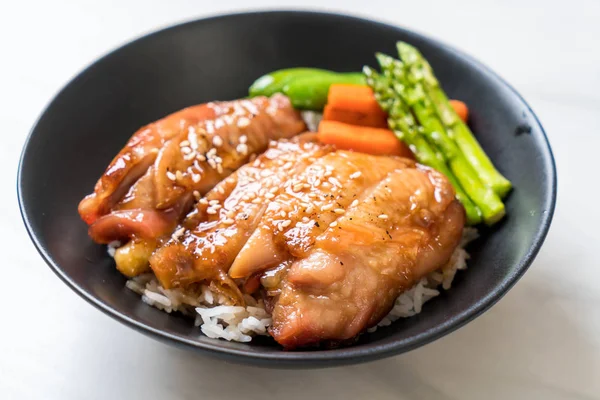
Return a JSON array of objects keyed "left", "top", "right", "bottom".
[
  {"left": 79, "top": 95, "right": 306, "bottom": 277},
  {"left": 79, "top": 102, "right": 224, "bottom": 225},
  {"left": 267, "top": 163, "right": 464, "bottom": 348},
  {"left": 228, "top": 150, "right": 414, "bottom": 279},
  {"left": 149, "top": 138, "right": 464, "bottom": 347},
  {"left": 149, "top": 135, "right": 332, "bottom": 302}
]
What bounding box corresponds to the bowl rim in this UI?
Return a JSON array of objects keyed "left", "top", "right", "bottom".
[{"left": 17, "top": 9, "right": 557, "bottom": 366}]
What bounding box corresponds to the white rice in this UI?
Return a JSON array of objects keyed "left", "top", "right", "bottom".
[
  {"left": 300, "top": 111, "right": 323, "bottom": 132},
  {"left": 116, "top": 227, "right": 478, "bottom": 343}
]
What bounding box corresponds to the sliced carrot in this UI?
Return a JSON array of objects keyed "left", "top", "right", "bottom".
[
  {"left": 323, "top": 105, "right": 388, "bottom": 128},
  {"left": 317, "top": 120, "right": 414, "bottom": 158},
  {"left": 327, "top": 84, "right": 386, "bottom": 116},
  {"left": 450, "top": 99, "right": 469, "bottom": 123}
]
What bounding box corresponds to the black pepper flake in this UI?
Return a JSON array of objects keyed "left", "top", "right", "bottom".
[
  {"left": 349, "top": 217, "right": 353, "bottom": 221},
  {"left": 315, "top": 221, "right": 320, "bottom": 227},
  {"left": 340, "top": 261, "right": 344, "bottom": 266}
]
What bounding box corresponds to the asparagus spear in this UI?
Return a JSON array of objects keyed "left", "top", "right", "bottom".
[
  {"left": 375, "top": 53, "right": 505, "bottom": 225},
  {"left": 364, "top": 66, "right": 483, "bottom": 225},
  {"left": 397, "top": 41, "right": 512, "bottom": 198}
]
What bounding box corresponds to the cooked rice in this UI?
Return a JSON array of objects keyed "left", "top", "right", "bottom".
[
  {"left": 300, "top": 111, "right": 323, "bottom": 132},
  {"left": 115, "top": 227, "right": 477, "bottom": 343}
]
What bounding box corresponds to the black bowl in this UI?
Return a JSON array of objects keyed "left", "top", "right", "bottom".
[{"left": 17, "top": 11, "right": 556, "bottom": 367}]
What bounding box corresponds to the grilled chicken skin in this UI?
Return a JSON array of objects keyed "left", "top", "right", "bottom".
[
  {"left": 148, "top": 135, "right": 331, "bottom": 301},
  {"left": 79, "top": 103, "right": 222, "bottom": 225},
  {"left": 79, "top": 95, "right": 306, "bottom": 277},
  {"left": 149, "top": 140, "right": 464, "bottom": 346},
  {"left": 268, "top": 164, "right": 464, "bottom": 348}
]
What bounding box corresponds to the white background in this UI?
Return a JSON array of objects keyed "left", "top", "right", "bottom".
[{"left": 2, "top": 1, "right": 599, "bottom": 399}]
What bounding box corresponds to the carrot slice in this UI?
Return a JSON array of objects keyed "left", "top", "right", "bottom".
[
  {"left": 450, "top": 99, "right": 469, "bottom": 123},
  {"left": 317, "top": 120, "right": 414, "bottom": 158},
  {"left": 323, "top": 105, "right": 388, "bottom": 128},
  {"left": 327, "top": 84, "right": 386, "bottom": 116}
]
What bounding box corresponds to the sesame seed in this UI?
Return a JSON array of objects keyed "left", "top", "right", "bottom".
[
  {"left": 207, "top": 208, "right": 217, "bottom": 215},
  {"left": 226, "top": 210, "right": 235, "bottom": 219},
  {"left": 293, "top": 183, "right": 303, "bottom": 192},
  {"left": 197, "top": 154, "right": 207, "bottom": 162},
  {"left": 171, "top": 227, "right": 185, "bottom": 240},
  {"left": 216, "top": 164, "right": 224, "bottom": 174},
  {"left": 212, "top": 136, "right": 223, "bottom": 147},
  {"left": 252, "top": 198, "right": 262, "bottom": 204},
  {"left": 328, "top": 177, "right": 341, "bottom": 187},
  {"left": 207, "top": 148, "right": 217, "bottom": 157},
  {"left": 334, "top": 208, "right": 345, "bottom": 215},
  {"left": 314, "top": 179, "right": 321, "bottom": 187},
  {"left": 330, "top": 221, "right": 338, "bottom": 227},
  {"left": 279, "top": 210, "right": 286, "bottom": 218},
  {"left": 188, "top": 134, "right": 199, "bottom": 150},
  {"left": 236, "top": 143, "right": 249, "bottom": 155},
  {"left": 180, "top": 140, "right": 190, "bottom": 147},
  {"left": 242, "top": 194, "right": 250, "bottom": 201},
  {"left": 265, "top": 193, "right": 275, "bottom": 199},
  {"left": 175, "top": 171, "right": 184, "bottom": 181},
  {"left": 183, "top": 152, "right": 196, "bottom": 161},
  {"left": 181, "top": 146, "right": 192, "bottom": 154},
  {"left": 378, "top": 214, "right": 389, "bottom": 219},
  {"left": 199, "top": 198, "right": 208, "bottom": 205},
  {"left": 351, "top": 199, "right": 359, "bottom": 207},
  {"left": 166, "top": 171, "right": 176, "bottom": 181},
  {"left": 350, "top": 171, "right": 362, "bottom": 179},
  {"left": 207, "top": 159, "right": 217, "bottom": 169},
  {"left": 269, "top": 186, "right": 278, "bottom": 194},
  {"left": 277, "top": 224, "right": 285, "bottom": 232},
  {"left": 302, "top": 216, "right": 309, "bottom": 223},
  {"left": 282, "top": 161, "right": 293, "bottom": 170},
  {"left": 305, "top": 205, "right": 314, "bottom": 214},
  {"left": 209, "top": 199, "right": 220, "bottom": 205},
  {"left": 302, "top": 183, "right": 310, "bottom": 189},
  {"left": 239, "top": 135, "right": 248, "bottom": 144},
  {"left": 223, "top": 218, "right": 235, "bottom": 225},
  {"left": 237, "top": 117, "right": 250, "bottom": 128},
  {"left": 321, "top": 204, "right": 333, "bottom": 211},
  {"left": 281, "top": 220, "right": 292, "bottom": 228},
  {"left": 193, "top": 190, "right": 201, "bottom": 199},
  {"left": 192, "top": 174, "right": 201, "bottom": 183}
]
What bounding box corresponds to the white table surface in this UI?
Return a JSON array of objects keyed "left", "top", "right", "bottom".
[{"left": 2, "top": 1, "right": 599, "bottom": 398}]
